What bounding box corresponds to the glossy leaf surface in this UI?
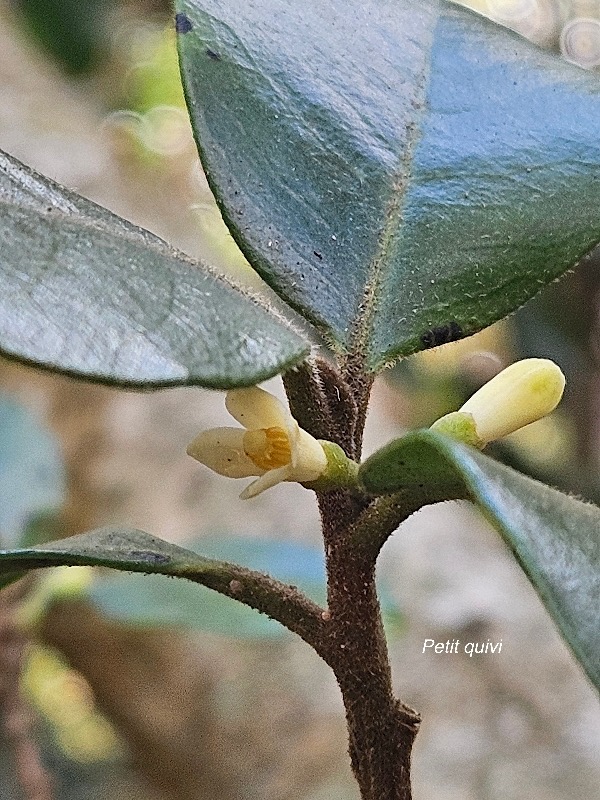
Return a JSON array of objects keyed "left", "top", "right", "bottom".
[
  {"left": 177, "top": 0, "right": 600, "bottom": 369},
  {"left": 0, "top": 150, "right": 308, "bottom": 388},
  {"left": 359, "top": 430, "right": 600, "bottom": 690}
]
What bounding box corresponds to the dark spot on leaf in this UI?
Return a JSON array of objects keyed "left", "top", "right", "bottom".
[
  {"left": 175, "top": 13, "right": 193, "bottom": 34},
  {"left": 129, "top": 550, "right": 171, "bottom": 565},
  {"left": 313, "top": 250, "right": 323, "bottom": 260},
  {"left": 420, "top": 321, "right": 463, "bottom": 349},
  {"left": 206, "top": 48, "right": 222, "bottom": 61}
]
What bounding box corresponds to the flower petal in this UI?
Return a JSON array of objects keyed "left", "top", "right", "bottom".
[
  {"left": 290, "top": 428, "right": 328, "bottom": 481},
  {"left": 240, "top": 465, "right": 291, "bottom": 499},
  {"left": 225, "top": 387, "right": 291, "bottom": 430},
  {"left": 187, "top": 427, "right": 263, "bottom": 478},
  {"left": 459, "top": 358, "right": 565, "bottom": 444}
]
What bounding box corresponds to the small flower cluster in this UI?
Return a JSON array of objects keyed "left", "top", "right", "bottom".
[{"left": 187, "top": 359, "right": 565, "bottom": 498}]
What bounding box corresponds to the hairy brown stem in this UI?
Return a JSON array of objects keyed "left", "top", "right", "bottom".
[
  {"left": 286, "top": 360, "right": 420, "bottom": 799},
  {"left": 318, "top": 492, "right": 420, "bottom": 799},
  {"left": 194, "top": 562, "right": 327, "bottom": 650}
]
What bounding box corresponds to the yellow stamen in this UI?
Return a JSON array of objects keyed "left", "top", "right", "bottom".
[{"left": 243, "top": 427, "right": 292, "bottom": 470}]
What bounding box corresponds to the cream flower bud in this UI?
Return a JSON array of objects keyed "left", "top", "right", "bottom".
[
  {"left": 431, "top": 358, "right": 565, "bottom": 448},
  {"left": 187, "top": 386, "right": 328, "bottom": 499}
]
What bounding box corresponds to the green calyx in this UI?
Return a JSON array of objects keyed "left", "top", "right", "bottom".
[
  {"left": 303, "top": 441, "right": 359, "bottom": 492},
  {"left": 429, "top": 411, "right": 483, "bottom": 449}
]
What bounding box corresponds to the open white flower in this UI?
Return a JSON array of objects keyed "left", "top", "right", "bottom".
[
  {"left": 430, "top": 358, "right": 565, "bottom": 448},
  {"left": 187, "top": 386, "right": 328, "bottom": 499}
]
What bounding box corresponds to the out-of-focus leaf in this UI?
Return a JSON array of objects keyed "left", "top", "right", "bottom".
[
  {"left": 14, "top": 0, "right": 112, "bottom": 75},
  {"left": 0, "top": 396, "right": 65, "bottom": 548},
  {"left": 359, "top": 430, "right": 600, "bottom": 690},
  {"left": 176, "top": 0, "right": 600, "bottom": 370},
  {"left": 0, "top": 150, "right": 309, "bottom": 389}
]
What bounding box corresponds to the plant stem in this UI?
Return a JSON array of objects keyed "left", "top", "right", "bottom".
[
  {"left": 285, "top": 359, "right": 420, "bottom": 799},
  {"left": 318, "top": 491, "right": 420, "bottom": 799}
]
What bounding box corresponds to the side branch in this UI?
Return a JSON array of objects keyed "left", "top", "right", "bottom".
[
  {"left": 0, "top": 528, "right": 328, "bottom": 653},
  {"left": 188, "top": 563, "right": 327, "bottom": 651},
  {"left": 350, "top": 491, "right": 470, "bottom": 561},
  {"left": 349, "top": 493, "right": 427, "bottom": 560}
]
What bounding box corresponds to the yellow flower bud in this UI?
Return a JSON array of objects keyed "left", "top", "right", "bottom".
[{"left": 431, "top": 358, "right": 565, "bottom": 448}]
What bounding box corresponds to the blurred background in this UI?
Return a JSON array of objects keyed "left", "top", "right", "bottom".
[{"left": 0, "top": 0, "right": 599, "bottom": 798}]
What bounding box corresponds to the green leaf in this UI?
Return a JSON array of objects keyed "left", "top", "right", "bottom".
[
  {"left": 0, "top": 149, "right": 308, "bottom": 388},
  {"left": 15, "top": 0, "right": 111, "bottom": 75},
  {"left": 0, "top": 528, "right": 214, "bottom": 591},
  {"left": 359, "top": 430, "right": 600, "bottom": 690},
  {"left": 176, "top": 0, "right": 600, "bottom": 370},
  {"left": 0, "top": 395, "right": 65, "bottom": 548}
]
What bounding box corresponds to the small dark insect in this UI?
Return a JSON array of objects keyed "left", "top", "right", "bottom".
[
  {"left": 313, "top": 250, "right": 323, "bottom": 260},
  {"left": 129, "top": 550, "right": 171, "bottom": 565},
  {"left": 175, "top": 12, "right": 193, "bottom": 34},
  {"left": 206, "top": 48, "right": 222, "bottom": 61},
  {"left": 420, "top": 321, "right": 463, "bottom": 349}
]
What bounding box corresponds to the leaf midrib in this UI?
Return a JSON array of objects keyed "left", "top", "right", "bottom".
[{"left": 345, "top": 41, "right": 434, "bottom": 372}]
